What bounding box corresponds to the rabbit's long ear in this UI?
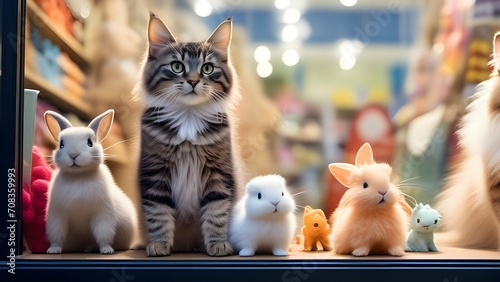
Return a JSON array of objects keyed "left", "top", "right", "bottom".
[
  {"left": 44, "top": 111, "right": 73, "bottom": 141},
  {"left": 328, "top": 163, "right": 358, "bottom": 188},
  {"left": 355, "top": 142, "right": 374, "bottom": 166},
  {"left": 88, "top": 109, "right": 114, "bottom": 142}
]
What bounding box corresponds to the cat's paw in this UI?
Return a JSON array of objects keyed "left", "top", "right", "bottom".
[
  {"left": 47, "top": 246, "right": 62, "bottom": 254},
  {"left": 351, "top": 247, "right": 369, "bottom": 257},
  {"left": 100, "top": 245, "right": 115, "bottom": 255},
  {"left": 388, "top": 246, "right": 404, "bottom": 257},
  {"left": 146, "top": 241, "right": 172, "bottom": 257},
  {"left": 206, "top": 240, "right": 233, "bottom": 257},
  {"left": 239, "top": 247, "right": 255, "bottom": 257},
  {"left": 273, "top": 248, "right": 289, "bottom": 256}
]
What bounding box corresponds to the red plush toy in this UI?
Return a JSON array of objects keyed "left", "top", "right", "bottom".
[{"left": 22, "top": 146, "right": 52, "bottom": 253}]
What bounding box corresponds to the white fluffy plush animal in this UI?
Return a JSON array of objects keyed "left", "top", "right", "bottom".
[
  {"left": 44, "top": 109, "right": 138, "bottom": 254},
  {"left": 229, "top": 175, "right": 296, "bottom": 256},
  {"left": 405, "top": 203, "right": 441, "bottom": 252}
]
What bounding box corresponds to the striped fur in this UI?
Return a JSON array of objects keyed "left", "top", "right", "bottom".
[
  {"left": 436, "top": 33, "right": 500, "bottom": 250},
  {"left": 136, "top": 15, "right": 242, "bottom": 256}
]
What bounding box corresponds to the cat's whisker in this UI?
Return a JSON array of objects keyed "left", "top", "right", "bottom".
[{"left": 104, "top": 138, "right": 132, "bottom": 151}]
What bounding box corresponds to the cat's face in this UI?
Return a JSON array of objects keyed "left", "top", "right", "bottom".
[{"left": 142, "top": 15, "right": 233, "bottom": 107}]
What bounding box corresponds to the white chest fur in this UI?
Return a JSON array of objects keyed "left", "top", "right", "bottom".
[{"left": 171, "top": 145, "right": 202, "bottom": 222}]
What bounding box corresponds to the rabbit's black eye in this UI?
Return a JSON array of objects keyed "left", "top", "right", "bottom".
[
  {"left": 59, "top": 140, "right": 65, "bottom": 149},
  {"left": 434, "top": 220, "right": 438, "bottom": 224},
  {"left": 87, "top": 138, "right": 93, "bottom": 147},
  {"left": 363, "top": 182, "right": 368, "bottom": 188},
  {"left": 258, "top": 193, "right": 262, "bottom": 200},
  {"left": 417, "top": 218, "right": 420, "bottom": 223},
  {"left": 282, "top": 192, "right": 284, "bottom": 196}
]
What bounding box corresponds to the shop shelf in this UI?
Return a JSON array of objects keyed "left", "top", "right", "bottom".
[
  {"left": 24, "top": 69, "right": 92, "bottom": 119},
  {"left": 26, "top": 0, "right": 89, "bottom": 68}
]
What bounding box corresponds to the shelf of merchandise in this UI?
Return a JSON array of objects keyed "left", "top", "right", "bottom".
[
  {"left": 24, "top": 69, "right": 92, "bottom": 119},
  {"left": 24, "top": 1, "right": 128, "bottom": 166},
  {"left": 26, "top": 0, "right": 89, "bottom": 67}
]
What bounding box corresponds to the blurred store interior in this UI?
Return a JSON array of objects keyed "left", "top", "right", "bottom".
[{"left": 18, "top": 0, "right": 497, "bottom": 215}]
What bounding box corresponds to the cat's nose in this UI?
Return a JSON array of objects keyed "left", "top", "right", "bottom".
[
  {"left": 271, "top": 201, "right": 280, "bottom": 206},
  {"left": 187, "top": 80, "right": 199, "bottom": 87}
]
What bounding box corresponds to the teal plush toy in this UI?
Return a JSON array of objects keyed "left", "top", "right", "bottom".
[{"left": 405, "top": 203, "right": 441, "bottom": 252}]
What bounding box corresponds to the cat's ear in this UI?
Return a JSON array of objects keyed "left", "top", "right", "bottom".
[
  {"left": 148, "top": 13, "right": 176, "bottom": 58},
  {"left": 205, "top": 18, "right": 232, "bottom": 58},
  {"left": 493, "top": 32, "right": 500, "bottom": 73}
]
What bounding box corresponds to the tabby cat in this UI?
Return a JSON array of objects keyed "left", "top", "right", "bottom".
[
  {"left": 436, "top": 32, "right": 500, "bottom": 250},
  {"left": 136, "top": 14, "right": 243, "bottom": 257}
]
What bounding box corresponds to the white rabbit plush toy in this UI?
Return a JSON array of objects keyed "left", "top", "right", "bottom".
[
  {"left": 44, "top": 109, "right": 138, "bottom": 254},
  {"left": 229, "top": 175, "right": 296, "bottom": 256},
  {"left": 405, "top": 203, "right": 441, "bottom": 252}
]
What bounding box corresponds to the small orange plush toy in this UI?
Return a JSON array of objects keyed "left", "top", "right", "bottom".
[{"left": 301, "top": 205, "right": 331, "bottom": 251}]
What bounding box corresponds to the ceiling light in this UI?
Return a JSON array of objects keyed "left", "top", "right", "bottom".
[
  {"left": 283, "top": 8, "right": 301, "bottom": 24},
  {"left": 340, "top": 0, "right": 358, "bottom": 7},
  {"left": 339, "top": 54, "right": 356, "bottom": 70},
  {"left": 257, "top": 62, "right": 273, "bottom": 78},
  {"left": 254, "top": 46, "right": 271, "bottom": 63},
  {"left": 282, "top": 49, "right": 299, "bottom": 66},
  {"left": 281, "top": 25, "right": 298, "bottom": 42},
  {"left": 275, "top": 0, "right": 291, "bottom": 10},
  {"left": 194, "top": 0, "right": 213, "bottom": 17}
]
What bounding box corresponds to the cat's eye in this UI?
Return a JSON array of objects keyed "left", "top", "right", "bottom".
[
  {"left": 434, "top": 220, "right": 438, "bottom": 224},
  {"left": 171, "top": 61, "right": 184, "bottom": 73},
  {"left": 417, "top": 218, "right": 420, "bottom": 223},
  {"left": 258, "top": 193, "right": 262, "bottom": 200},
  {"left": 363, "top": 182, "right": 368, "bottom": 188},
  {"left": 87, "top": 138, "right": 93, "bottom": 147},
  {"left": 201, "top": 63, "right": 214, "bottom": 75},
  {"left": 59, "top": 140, "right": 65, "bottom": 149}
]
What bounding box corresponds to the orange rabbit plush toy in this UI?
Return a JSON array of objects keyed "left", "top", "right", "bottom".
[
  {"left": 328, "top": 143, "right": 412, "bottom": 256},
  {"left": 301, "top": 205, "right": 331, "bottom": 251}
]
